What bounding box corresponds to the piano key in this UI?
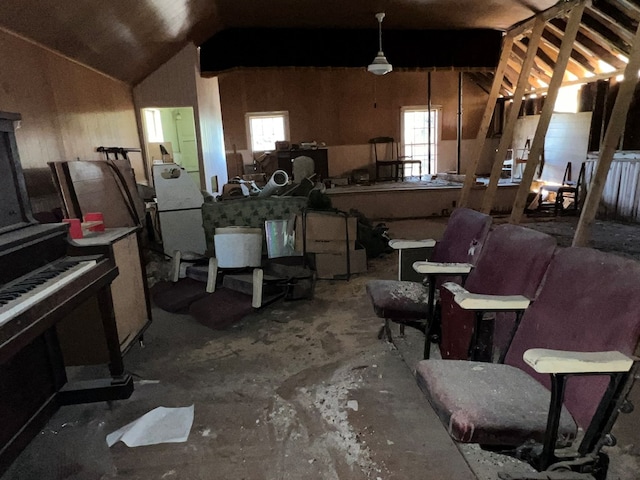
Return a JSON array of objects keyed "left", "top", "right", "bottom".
[{"left": 0, "top": 259, "right": 97, "bottom": 327}]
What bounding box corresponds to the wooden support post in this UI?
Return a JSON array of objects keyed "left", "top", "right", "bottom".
[
  {"left": 573, "top": 24, "right": 640, "bottom": 246},
  {"left": 459, "top": 35, "right": 514, "bottom": 208},
  {"left": 481, "top": 18, "right": 546, "bottom": 214},
  {"left": 509, "top": 1, "right": 586, "bottom": 223},
  {"left": 457, "top": 72, "right": 463, "bottom": 174},
  {"left": 427, "top": 72, "right": 432, "bottom": 175}
]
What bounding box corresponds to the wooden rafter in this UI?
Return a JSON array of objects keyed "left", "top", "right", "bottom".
[
  {"left": 481, "top": 17, "right": 546, "bottom": 213},
  {"left": 546, "top": 20, "right": 625, "bottom": 70},
  {"left": 509, "top": 1, "right": 587, "bottom": 223},
  {"left": 586, "top": 3, "right": 635, "bottom": 45},
  {"left": 573, "top": 19, "right": 640, "bottom": 246},
  {"left": 537, "top": 38, "right": 592, "bottom": 79},
  {"left": 511, "top": 43, "right": 553, "bottom": 83},
  {"left": 552, "top": 17, "right": 630, "bottom": 64},
  {"left": 541, "top": 27, "right": 596, "bottom": 73},
  {"left": 459, "top": 35, "right": 514, "bottom": 208},
  {"left": 509, "top": 0, "right": 583, "bottom": 38},
  {"left": 581, "top": 11, "right": 633, "bottom": 53},
  {"left": 605, "top": 0, "right": 640, "bottom": 23}
]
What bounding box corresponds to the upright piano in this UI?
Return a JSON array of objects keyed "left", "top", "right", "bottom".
[{"left": 0, "top": 112, "right": 134, "bottom": 474}]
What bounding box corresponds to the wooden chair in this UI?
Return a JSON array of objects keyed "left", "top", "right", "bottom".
[
  {"left": 369, "top": 136, "right": 421, "bottom": 182},
  {"left": 415, "top": 247, "right": 640, "bottom": 479}
]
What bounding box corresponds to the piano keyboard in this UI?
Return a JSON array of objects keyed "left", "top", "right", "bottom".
[{"left": 0, "top": 259, "right": 97, "bottom": 326}]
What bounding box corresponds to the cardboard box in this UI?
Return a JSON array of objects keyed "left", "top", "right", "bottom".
[
  {"left": 294, "top": 211, "right": 357, "bottom": 253},
  {"left": 311, "top": 248, "right": 367, "bottom": 279}
]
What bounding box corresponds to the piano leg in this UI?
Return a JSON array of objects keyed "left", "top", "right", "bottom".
[{"left": 58, "top": 285, "right": 133, "bottom": 405}]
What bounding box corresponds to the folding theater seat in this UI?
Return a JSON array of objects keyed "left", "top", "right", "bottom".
[
  {"left": 415, "top": 247, "right": 640, "bottom": 479},
  {"left": 366, "top": 207, "right": 491, "bottom": 358},
  {"left": 438, "top": 223, "right": 557, "bottom": 362}
]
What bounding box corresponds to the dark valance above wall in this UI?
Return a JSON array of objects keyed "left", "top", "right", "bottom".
[{"left": 199, "top": 28, "right": 503, "bottom": 74}]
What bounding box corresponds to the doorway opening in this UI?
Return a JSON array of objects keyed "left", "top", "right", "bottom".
[{"left": 141, "top": 107, "right": 201, "bottom": 188}]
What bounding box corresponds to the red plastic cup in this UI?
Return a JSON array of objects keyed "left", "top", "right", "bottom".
[
  {"left": 83, "top": 212, "right": 105, "bottom": 232},
  {"left": 63, "top": 218, "right": 83, "bottom": 239}
]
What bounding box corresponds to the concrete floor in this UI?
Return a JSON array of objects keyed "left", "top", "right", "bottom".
[{"left": 2, "top": 216, "right": 639, "bottom": 479}]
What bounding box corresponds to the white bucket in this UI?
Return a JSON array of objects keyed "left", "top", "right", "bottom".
[{"left": 214, "top": 227, "right": 263, "bottom": 268}]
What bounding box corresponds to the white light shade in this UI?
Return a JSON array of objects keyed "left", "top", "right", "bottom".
[{"left": 368, "top": 52, "right": 393, "bottom": 75}]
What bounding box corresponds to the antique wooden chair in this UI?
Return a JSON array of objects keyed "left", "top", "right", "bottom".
[{"left": 369, "top": 136, "right": 421, "bottom": 181}]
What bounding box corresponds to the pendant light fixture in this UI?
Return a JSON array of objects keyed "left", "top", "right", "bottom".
[{"left": 368, "top": 12, "right": 393, "bottom": 75}]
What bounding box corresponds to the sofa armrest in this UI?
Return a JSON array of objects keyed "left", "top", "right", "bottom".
[
  {"left": 413, "top": 261, "right": 473, "bottom": 275},
  {"left": 389, "top": 239, "right": 436, "bottom": 250},
  {"left": 442, "top": 282, "right": 530, "bottom": 310},
  {"left": 523, "top": 348, "right": 635, "bottom": 374}
]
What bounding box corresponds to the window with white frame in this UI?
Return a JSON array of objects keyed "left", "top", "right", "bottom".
[
  {"left": 401, "top": 106, "right": 439, "bottom": 175},
  {"left": 246, "top": 111, "right": 289, "bottom": 152},
  {"left": 143, "top": 108, "right": 164, "bottom": 143}
]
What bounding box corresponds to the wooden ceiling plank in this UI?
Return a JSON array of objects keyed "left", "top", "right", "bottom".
[
  {"left": 585, "top": 3, "right": 635, "bottom": 44},
  {"left": 460, "top": 35, "right": 515, "bottom": 207},
  {"left": 573, "top": 19, "right": 640, "bottom": 246},
  {"left": 509, "top": 1, "right": 587, "bottom": 223},
  {"left": 481, "top": 17, "right": 546, "bottom": 214}
]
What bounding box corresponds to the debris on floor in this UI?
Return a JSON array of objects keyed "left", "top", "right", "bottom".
[{"left": 107, "top": 405, "right": 195, "bottom": 447}]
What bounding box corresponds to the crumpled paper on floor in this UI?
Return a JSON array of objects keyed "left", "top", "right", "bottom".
[{"left": 106, "top": 405, "right": 194, "bottom": 447}]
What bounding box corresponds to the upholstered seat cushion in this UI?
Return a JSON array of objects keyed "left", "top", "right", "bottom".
[
  {"left": 366, "top": 279, "right": 430, "bottom": 320},
  {"left": 415, "top": 360, "right": 577, "bottom": 446}
]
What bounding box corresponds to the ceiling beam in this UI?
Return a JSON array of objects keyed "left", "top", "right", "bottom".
[
  {"left": 541, "top": 27, "right": 596, "bottom": 73},
  {"left": 585, "top": 2, "right": 635, "bottom": 45},
  {"left": 604, "top": 0, "right": 640, "bottom": 22},
  {"left": 545, "top": 20, "right": 618, "bottom": 71},
  {"left": 508, "top": 0, "right": 584, "bottom": 39},
  {"left": 509, "top": 1, "right": 587, "bottom": 223},
  {"left": 459, "top": 35, "right": 515, "bottom": 208},
  {"left": 482, "top": 17, "right": 546, "bottom": 213},
  {"left": 580, "top": 10, "right": 633, "bottom": 54},
  {"left": 573, "top": 20, "right": 640, "bottom": 246}
]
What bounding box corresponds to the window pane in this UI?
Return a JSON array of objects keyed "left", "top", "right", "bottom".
[
  {"left": 249, "top": 114, "right": 286, "bottom": 151},
  {"left": 402, "top": 108, "right": 438, "bottom": 174}
]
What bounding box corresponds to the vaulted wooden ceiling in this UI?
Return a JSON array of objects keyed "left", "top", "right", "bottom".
[
  {"left": 0, "top": 0, "right": 636, "bottom": 91},
  {"left": 0, "top": 0, "right": 557, "bottom": 84},
  {"left": 470, "top": 0, "right": 640, "bottom": 97}
]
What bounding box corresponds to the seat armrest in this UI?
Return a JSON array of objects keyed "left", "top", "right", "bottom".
[
  {"left": 413, "top": 261, "right": 473, "bottom": 275},
  {"left": 389, "top": 239, "right": 436, "bottom": 250},
  {"left": 442, "top": 282, "right": 530, "bottom": 310},
  {"left": 523, "top": 348, "right": 635, "bottom": 374}
]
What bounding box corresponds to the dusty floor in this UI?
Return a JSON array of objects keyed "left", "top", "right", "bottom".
[{"left": 2, "top": 214, "right": 639, "bottom": 480}]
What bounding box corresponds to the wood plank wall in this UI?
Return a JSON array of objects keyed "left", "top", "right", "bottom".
[
  {"left": 133, "top": 44, "right": 227, "bottom": 191},
  {"left": 217, "top": 69, "right": 491, "bottom": 177},
  {"left": 0, "top": 29, "right": 142, "bottom": 178}
]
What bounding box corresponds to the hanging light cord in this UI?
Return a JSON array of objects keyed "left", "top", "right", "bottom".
[{"left": 377, "top": 13, "right": 385, "bottom": 53}]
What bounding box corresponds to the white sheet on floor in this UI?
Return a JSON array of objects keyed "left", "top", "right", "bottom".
[{"left": 106, "top": 405, "right": 194, "bottom": 447}]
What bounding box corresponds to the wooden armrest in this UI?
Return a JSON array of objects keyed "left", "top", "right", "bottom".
[
  {"left": 412, "top": 261, "right": 473, "bottom": 275},
  {"left": 389, "top": 239, "right": 436, "bottom": 250},
  {"left": 442, "top": 282, "right": 530, "bottom": 310},
  {"left": 523, "top": 348, "right": 635, "bottom": 374}
]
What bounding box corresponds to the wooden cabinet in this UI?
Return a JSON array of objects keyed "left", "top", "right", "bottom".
[
  {"left": 57, "top": 227, "right": 151, "bottom": 364},
  {"left": 277, "top": 148, "right": 329, "bottom": 181}
]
